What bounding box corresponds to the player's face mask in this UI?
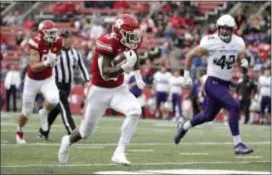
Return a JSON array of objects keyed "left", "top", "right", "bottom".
[
  {"left": 43, "top": 28, "right": 58, "bottom": 44},
  {"left": 120, "top": 29, "right": 142, "bottom": 49},
  {"left": 218, "top": 26, "right": 233, "bottom": 43}
]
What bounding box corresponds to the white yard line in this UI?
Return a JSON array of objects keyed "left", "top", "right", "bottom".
[
  {"left": 75, "top": 146, "right": 104, "bottom": 149},
  {"left": 180, "top": 153, "right": 209, "bottom": 156},
  {"left": 2, "top": 118, "right": 270, "bottom": 129},
  {"left": 1, "top": 129, "right": 172, "bottom": 134},
  {"left": 235, "top": 156, "right": 263, "bottom": 159},
  {"left": 1, "top": 130, "right": 41, "bottom": 133},
  {"left": 1, "top": 141, "right": 269, "bottom": 147},
  {"left": 1, "top": 160, "right": 269, "bottom": 168},
  {"left": 1, "top": 140, "right": 9, "bottom": 144},
  {"left": 95, "top": 169, "right": 271, "bottom": 175},
  {"left": 128, "top": 149, "right": 154, "bottom": 152},
  {"left": 1, "top": 123, "right": 65, "bottom": 128}
]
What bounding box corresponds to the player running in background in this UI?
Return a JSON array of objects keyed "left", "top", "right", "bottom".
[
  {"left": 16, "top": 20, "right": 62, "bottom": 144},
  {"left": 58, "top": 14, "right": 142, "bottom": 165},
  {"left": 153, "top": 65, "right": 172, "bottom": 119},
  {"left": 258, "top": 67, "right": 271, "bottom": 124},
  {"left": 169, "top": 70, "right": 184, "bottom": 122},
  {"left": 174, "top": 14, "right": 253, "bottom": 155},
  {"left": 124, "top": 69, "right": 146, "bottom": 118}
]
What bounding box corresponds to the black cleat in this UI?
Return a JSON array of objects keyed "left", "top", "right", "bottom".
[
  {"left": 37, "top": 128, "right": 49, "bottom": 141},
  {"left": 235, "top": 143, "right": 254, "bottom": 155},
  {"left": 174, "top": 121, "right": 188, "bottom": 144}
]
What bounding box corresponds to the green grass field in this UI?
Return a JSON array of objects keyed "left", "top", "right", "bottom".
[{"left": 1, "top": 112, "right": 271, "bottom": 174}]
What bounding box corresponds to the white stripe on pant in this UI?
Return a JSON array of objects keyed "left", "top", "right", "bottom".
[{"left": 59, "top": 101, "right": 72, "bottom": 133}]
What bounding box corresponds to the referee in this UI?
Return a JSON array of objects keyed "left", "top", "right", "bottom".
[{"left": 38, "top": 29, "right": 90, "bottom": 140}]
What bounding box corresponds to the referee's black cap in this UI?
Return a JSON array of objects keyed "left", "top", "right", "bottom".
[{"left": 60, "top": 29, "right": 72, "bottom": 38}]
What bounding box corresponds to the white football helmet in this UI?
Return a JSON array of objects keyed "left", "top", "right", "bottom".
[{"left": 216, "top": 14, "right": 236, "bottom": 42}]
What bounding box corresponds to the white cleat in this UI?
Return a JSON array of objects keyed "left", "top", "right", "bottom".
[
  {"left": 16, "top": 131, "right": 26, "bottom": 144},
  {"left": 58, "top": 135, "right": 71, "bottom": 164},
  {"left": 111, "top": 152, "right": 131, "bottom": 166},
  {"left": 39, "top": 109, "right": 48, "bottom": 131}
]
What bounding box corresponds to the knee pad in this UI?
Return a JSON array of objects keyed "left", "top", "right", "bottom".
[
  {"left": 22, "top": 101, "right": 33, "bottom": 117},
  {"left": 127, "top": 106, "right": 142, "bottom": 118},
  {"left": 47, "top": 96, "right": 59, "bottom": 107}
]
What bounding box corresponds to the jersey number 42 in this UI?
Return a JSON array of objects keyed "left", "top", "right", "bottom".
[{"left": 213, "top": 55, "right": 235, "bottom": 69}]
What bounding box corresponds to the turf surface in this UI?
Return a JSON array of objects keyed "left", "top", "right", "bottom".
[{"left": 1, "top": 112, "right": 270, "bottom": 174}]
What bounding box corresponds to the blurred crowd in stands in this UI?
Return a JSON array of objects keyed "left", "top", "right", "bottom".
[{"left": 0, "top": 1, "right": 271, "bottom": 123}]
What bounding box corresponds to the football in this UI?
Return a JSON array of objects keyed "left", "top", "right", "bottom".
[
  {"left": 111, "top": 52, "right": 127, "bottom": 67},
  {"left": 111, "top": 52, "right": 140, "bottom": 69}
]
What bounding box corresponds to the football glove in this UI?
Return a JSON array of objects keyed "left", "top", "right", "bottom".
[
  {"left": 121, "top": 50, "right": 137, "bottom": 72},
  {"left": 43, "top": 52, "right": 58, "bottom": 67},
  {"left": 183, "top": 70, "right": 193, "bottom": 88}
]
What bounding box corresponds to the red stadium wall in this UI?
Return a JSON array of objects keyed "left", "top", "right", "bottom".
[
  {"left": 0, "top": 82, "right": 7, "bottom": 111},
  {"left": 0, "top": 81, "right": 225, "bottom": 121}
]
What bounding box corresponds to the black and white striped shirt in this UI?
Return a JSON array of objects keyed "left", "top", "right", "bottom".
[{"left": 54, "top": 48, "right": 89, "bottom": 84}]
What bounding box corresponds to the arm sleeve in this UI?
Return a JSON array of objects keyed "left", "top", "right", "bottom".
[
  {"left": 95, "top": 38, "right": 115, "bottom": 56},
  {"left": 199, "top": 36, "right": 209, "bottom": 50},
  {"left": 238, "top": 38, "right": 246, "bottom": 54},
  {"left": 28, "top": 38, "right": 39, "bottom": 51},
  {"left": 77, "top": 51, "right": 90, "bottom": 82}
]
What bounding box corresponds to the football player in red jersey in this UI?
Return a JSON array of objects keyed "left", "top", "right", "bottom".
[
  {"left": 16, "top": 20, "right": 62, "bottom": 144},
  {"left": 58, "top": 14, "right": 143, "bottom": 165}
]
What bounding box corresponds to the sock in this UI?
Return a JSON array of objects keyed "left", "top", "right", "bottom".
[
  {"left": 155, "top": 111, "right": 159, "bottom": 118},
  {"left": 178, "top": 117, "right": 184, "bottom": 123},
  {"left": 228, "top": 108, "right": 240, "bottom": 136},
  {"left": 115, "top": 115, "right": 138, "bottom": 153},
  {"left": 183, "top": 121, "right": 192, "bottom": 130},
  {"left": 233, "top": 135, "right": 242, "bottom": 146},
  {"left": 17, "top": 125, "right": 23, "bottom": 132}
]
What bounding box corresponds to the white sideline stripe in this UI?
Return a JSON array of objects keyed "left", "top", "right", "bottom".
[
  {"left": 180, "top": 153, "right": 208, "bottom": 156},
  {"left": 128, "top": 149, "right": 154, "bottom": 152},
  {"left": 0, "top": 114, "right": 270, "bottom": 129},
  {"left": 1, "top": 121, "right": 270, "bottom": 130},
  {"left": 0, "top": 129, "right": 172, "bottom": 134},
  {"left": 95, "top": 171, "right": 147, "bottom": 175},
  {"left": 2, "top": 130, "right": 39, "bottom": 133},
  {"left": 236, "top": 156, "right": 262, "bottom": 159},
  {"left": 95, "top": 169, "right": 271, "bottom": 175},
  {"left": 1, "top": 140, "right": 9, "bottom": 144},
  {"left": 1, "top": 123, "right": 64, "bottom": 128},
  {"left": 1, "top": 141, "right": 269, "bottom": 147},
  {"left": 1, "top": 160, "right": 269, "bottom": 168}
]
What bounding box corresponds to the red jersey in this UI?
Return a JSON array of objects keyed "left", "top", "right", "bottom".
[
  {"left": 27, "top": 35, "right": 62, "bottom": 80},
  {"left": 91, "top": 34, "right": 127, "bottom": 88}
]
